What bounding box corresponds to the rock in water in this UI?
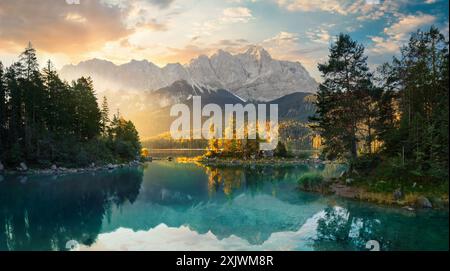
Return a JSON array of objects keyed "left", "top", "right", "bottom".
[
  {"left": 416, "top": 196, "right": 433, "bottom": 208},
  {"left": 0, "top": 162, "right": 4, "bottom": 171},
  {"left": 393, "top": 189, "right": 403, "bottom": 201},
  {"left": 20, "top": 162, "right": 28, "bottom": 171},
  {"left": 51, "top": 164, "right": 57, "bottom": 171}
]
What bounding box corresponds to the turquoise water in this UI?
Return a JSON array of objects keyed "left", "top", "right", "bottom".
[{"left": 0, "top": 161, "right": 448, "bottom": 251}]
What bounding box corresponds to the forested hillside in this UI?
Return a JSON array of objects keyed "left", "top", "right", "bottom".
[{"left": 0, "top": 44, "right": 141, "bottom": 168}]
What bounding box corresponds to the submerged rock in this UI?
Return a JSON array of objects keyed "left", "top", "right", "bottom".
[
  {"left": 18, "top": 176, "right": 28, "bottom": 184},
  {"left": 19, "top": 162, "right": 28, "bottom": 171},
  {"left": 403, "top": 206, "right": 415, "bottom": 211},
  {"left": 429, "top": 197, "right": 446, "bottom": 209},
  {"left": 416, "top": 196, "right": 433, "bottom": 208}
]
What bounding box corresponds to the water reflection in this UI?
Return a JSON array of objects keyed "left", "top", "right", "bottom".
[
  {"left": 0, "top": 162, "right": 448, "bottom": 251},
  {"left": 202, "top": 164, "right": 313, "bottom": 198},
  {"left": 0, "top": 168, "right": 143, "bottom": 251},
  {"left": 313, "top": 205, "right": 449, "bottom": 251}
]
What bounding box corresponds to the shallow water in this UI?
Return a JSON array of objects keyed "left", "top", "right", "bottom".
[{"left": 0, "top": 161, "right": 448, "bottom": 251}]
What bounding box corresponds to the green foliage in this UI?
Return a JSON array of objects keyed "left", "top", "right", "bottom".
[
  {"left": 311, "top": 27, "right": 449, "bottom": 184},
  {"left": 108, "top": 115, "right": 141, "bottom": 161},
  {"left": 382, "top": 27, "right": 449, "bottom": 181},
  {"left": 311, "top": 33, "right": 378, "bottom": 160},
  {"left": 0, "top": 44, "right": 141, "bottom": 168},
  {"left": 274, "top": 141, "right": 288, "bottom": 157},
  {"left": 298, "top": 172, "right": 324, "bottom": 191}
]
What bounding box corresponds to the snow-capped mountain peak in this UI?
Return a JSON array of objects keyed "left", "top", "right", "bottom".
[
  {"left": 59, "top": 46, "right": 318, "bottom": 101},
  {"left": 243, "top": 45, "right": 271, "bottom": 61}
]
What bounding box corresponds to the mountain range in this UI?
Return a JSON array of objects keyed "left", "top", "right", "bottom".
[
  {"left": 59, "top": 46, "right": 318, "bottom": 139},
  {"left": 123, "top": 79, "right": 316, "bottom": 138},
  {"left": 60, "top": 46, "right": 317, "bottom": 102}
]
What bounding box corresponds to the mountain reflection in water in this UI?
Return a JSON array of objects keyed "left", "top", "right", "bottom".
[{"left": 0, "top": 161, "right": 448, "bottom": 251}]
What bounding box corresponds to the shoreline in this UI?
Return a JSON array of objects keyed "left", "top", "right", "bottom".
[
  {"left": 177, "top": 156, "right": 333, "bottom": 167},
  {"left": 299, "top": 180, "right": 449, "bottom": 211},
  {"left": 180, "top": 156, "right": 449, "bottom": 211},
  {"left": 3, "top": 156, "right": 448, "bottom": 211},
  {"left": 0, "top": 160, "right": 144, "bottom": 176}
]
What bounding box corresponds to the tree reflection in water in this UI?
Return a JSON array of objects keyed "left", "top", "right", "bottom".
[
  {"left": 203, "top": 164, "right": 311, "bottom": 199},
  {"left": 313, "top": 204, "right": 449, "bottom": 251},
  {"left": 0, "top": 168, "right": 143, "bottom": 251},
  {"left": 313, "top": 206, "right": 384, "bottom": 251}
]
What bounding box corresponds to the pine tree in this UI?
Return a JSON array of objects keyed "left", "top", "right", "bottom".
[
  {"left": 72, "top": 77, "right": 101, "bottom": 140},
  {"left": 384, "top": 26, "right": 449, "bottom": 178},
  {"left": 19, "top": 42, "right": 46, "bottom": 160},
  {"left": 100, "top": 96, "right": 110, "bottom": 135},
  {"left": 311, "top": 34, "right": 374, "bottom": 161},
  {"left": 3, "top": 63, "right": 24, "bottom": 163},
  {"left": 0, "top": 45, "right": 142, "bottom": 167},
  {"left": 274, "top": 141, "right": 288, "bottom": 157},
  {"left": 0, "top": 62, "right": 5, "bottom": 157}
]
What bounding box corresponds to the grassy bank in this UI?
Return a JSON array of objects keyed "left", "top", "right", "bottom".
[
  {"left": 176, "top": 155, "right": 449, "bottom": 209},
  {"left": 298, "top": 173, "right": 449, "bottom": 210}
]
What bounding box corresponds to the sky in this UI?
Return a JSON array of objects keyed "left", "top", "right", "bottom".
[{"left": 0, "top": 0, "right": 448, "bottom": 80}]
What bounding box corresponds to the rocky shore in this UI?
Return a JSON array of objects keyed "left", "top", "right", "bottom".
[
  {"left": 300, "top": 177, "right": 449, "bottom": 211},
  {"left": 188, "top": 156, "right": 330, "bottom": 168},
  {"left": 178, "top": 156, "right": 449, "bottom": 211},
  {"left": 0, "top": 160, "right": 144, "bottom": 176}
]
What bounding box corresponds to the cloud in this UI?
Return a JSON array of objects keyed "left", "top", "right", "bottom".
[
  {"left": 369, "top": 13, "right": 436, "bottom": 54},
  {"left": 222, "top": 7, "right": 253, "bottom": 23},
  {"left": 306, "top": 28, "right": 331, "bottom": 44},
  {"left": 162, "top": 45, "right": 215, "bottom": 64},
  {"left": 145, "top": 0, "right": 175, "bottom": 9},
  {"left": 384, "top": 13, "right": 436, "bottom": 40},
  {"left": 122, "top": 0, "right": 172, "bottom": 30},
  {"left": 275, "top": 0, "right": 400, "bottom": 21},
  {"left": 0, "top": 0, "right": 131, "bottom": 55},
  {"left": 135, "top": 19, "right": 168, "bottom": 31},
  {"left": 191, "top": 6, "right": 253, "bottom": 37},
  {"left": 261, "top": 31, "right": 301, "bottom": 58},
  {"left": 263, "top": 31, "right": 298, "bottom": 44},
  {"left": 261, "top": 31, "right": 327, "bottom": 80},
  {"left": 275, "top": 0, "right": 348, "bottom": 14},
  {"left": 103, "top": 0, "right": 175, "bottom": 9},
  {"left": 159, "top": 38, "right": 251, "bottom": 64}
]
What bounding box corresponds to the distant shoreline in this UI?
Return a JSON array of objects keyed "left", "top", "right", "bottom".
[{"left": 0, "top": 161, "right": 144, "bottom": 176}]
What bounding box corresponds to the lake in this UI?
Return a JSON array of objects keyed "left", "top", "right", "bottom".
[{"left": 0, "top": 161, "right": 448, "bottom": 251}]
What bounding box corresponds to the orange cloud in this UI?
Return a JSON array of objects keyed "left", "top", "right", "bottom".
[
  {"left": 161, "top": 45, "right": 214, "bottom": 64},
  {"left": 0, "top": 0, "right": 131, "bottom": 55}
]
